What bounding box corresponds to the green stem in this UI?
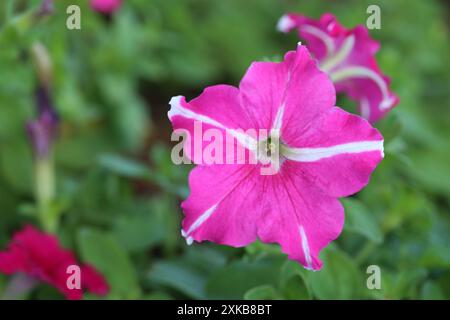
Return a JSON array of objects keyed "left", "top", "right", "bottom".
[{"left": 35, "top": 155, "right": 56, "bottom": 232}]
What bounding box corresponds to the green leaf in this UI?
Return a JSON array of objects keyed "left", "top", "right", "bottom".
[
  {"left": 376, "top": 112, "right": 403, "bottom": 142},
  {"left": 98, "top": 154, "right": 150, "bottom": 179},
  {"left": 77, "top": 228, "right": 140, "bottom": 299},
  {"left": 98, "top": 76, "right": 149, "bottom": 151},
  {"left": 245, "top": 241, "right": 284, "bottom": 256},
  {"left": 420, "top": 245, "right": 450, "bottom": 268},
  {"left": 308, "top": 248, "right": 361, "bottom": 299},
  {"left": 206, "top": 257, "right": 283, "bottom": 299},
  {"left": 341, "top": 198, "right": 383, "bottom": 243},
  {"left": 98, "top": 153, "right": 188, "bottom": 197},
  {"left": 409, "top": 148, "right": 450, "bottom": 195},
  {"left": 244, "top": 285, "right": 279, "bottom": 300},
  {"left": 148, "top": 261, "right": 207, "bottom": 299},
  {"left": 0, "top": 139, "right": 32, "bottom": 193},
  {"left": 144, "top": 292, "right": 174, "bottom": 300},
  {"left": 113, "top": 214, "right": 164, "bottom": 252},
  {"left": 279, "top": 260, "right": 312, "bottom": 300},
  {"left": 386, "top": 268, "right": 427, "bottom": 299},
  {"left": 420, "top": 281, "right": 445, "bottom": 300}
]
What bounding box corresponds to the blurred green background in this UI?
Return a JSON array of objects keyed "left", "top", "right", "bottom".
[{"left": 0, "top": 0, "right": 449, "bottom": 299}]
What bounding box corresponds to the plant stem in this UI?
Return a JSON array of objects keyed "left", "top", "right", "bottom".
[{"left": 35, "top": 155, "right": 56, "bottom": 232}]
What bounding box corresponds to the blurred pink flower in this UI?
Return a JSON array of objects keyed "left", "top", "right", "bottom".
[
  {"left": 168, "top": 44, "right": 384, "bottom": 270},
  {"left": 90, "top": 0, "right": 122, "bottom": 14},
  {"left": 0, "top": 225, "right": 109, "bottom": 299},
  {"left": 278, "top": 13, "right": 399, "bottom": 123}
]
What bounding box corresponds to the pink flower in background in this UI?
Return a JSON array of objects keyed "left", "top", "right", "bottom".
[
  {"left": 0, "top": 225, "right": 109, "bottom": 299},
  {"left": 168, "top": 44, "right": 384, "bottom": 270},
  {"left": 277, "top": 13, "right": 399, "bottom": 123},
  {"left": 90, "top": 0, "right": 122, "bottom": 14}
]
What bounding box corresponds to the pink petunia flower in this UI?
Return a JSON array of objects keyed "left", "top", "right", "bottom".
[
  {"left": 277, "top": 13, "right": 399, "bottom": 123},
  {"left": 0, "top": 225, "right": 109, "bottom": 299},
  {"left": 90, "top": 0, "right": 122, "bottom": 14},
  {"left": 168, "top": 44, "right": 384, "bottom": 270}
]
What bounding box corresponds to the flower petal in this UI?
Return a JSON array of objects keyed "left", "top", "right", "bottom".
[
  {"left": 90, "top": 0, "right": 122, "bottom": 13},
  {"left": 169, "top": 85, "right": 259, "bottom": 164},
  {"left": 0, "top": 251, "right": 26, "bottom": 274},
  {"left": 332, "top": 65, "right": 399, "bottom": 123},
  {"left": 181, "top": 162, "right": 344, "bottom": 271},
  {"left": 240, "top": 45, "right": 336, "bottom": 134},
  {"left": 257, "top": 163, "right": 344, "bottom": 270},
  {"left": 282, "top": 107, "right": 383, "bottom": 197},
  {"left": 181, "top": 164, "right": 263, "bottom": 247},
  {"left": 81, "top": 264, "right": 110, "bottom": 296}
]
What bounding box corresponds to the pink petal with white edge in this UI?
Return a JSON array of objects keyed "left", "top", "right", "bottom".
[
  {"left": 257, "top": 164, "right": 344, "bottom": 270},
  {"left": 282, "top": 107, "right": 384, "bottom": 198},
  {"left": 168, "top": 86, "right": 258, "bottom": 164},
  {"left": 332, "top": 65, "right": 399, "bottom": 123},
  {"left": 181, "top": 164, "right": 263, "bottom": 247}
]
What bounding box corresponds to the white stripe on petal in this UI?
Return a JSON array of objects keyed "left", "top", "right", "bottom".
[
  {"left": 299, "top": 225, "right": 313, "bottom": 270},
  {"left": 169, "top": 96, "right": 223, "bottom": 128},
  {"left": 282, "top": 140, "right": 384, "bottom": 162},
  {"left": 329, "top": 67, "right": 394, "bottom": 111},
  {"left": 320, "top": 35, "right": 355, "bottom": 72},
  {"left": 181, "top": 204, "right": 218, "bottom": 244},
  {"left": 301, "top": 25, "right": 336, "bottom": 58},
  {"left": 379, "top": 96, "right": 397, "bottom": 110},
  {"left": 169, "top": 96, "right": 258, "bottom": 150},
  {"left": 181, "top": 230, "right": 193, "bottom": 245}
]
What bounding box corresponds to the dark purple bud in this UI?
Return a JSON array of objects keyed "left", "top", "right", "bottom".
[
  {"left": 35, "top": 86, "right": 57, "bottom": 116},
  {"left": 26, "top": 87, "right": 59, "bottom": 158}
]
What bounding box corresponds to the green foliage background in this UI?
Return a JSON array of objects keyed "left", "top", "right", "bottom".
[{"left": 0, "top": 0, "right": 449, "bottom": 299}]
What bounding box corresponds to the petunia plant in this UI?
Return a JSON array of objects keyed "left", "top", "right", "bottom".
[
  {"left": 2, "top": 0, "right": 448, "bottom": 301},
  {"left": 168, "top": 44, "right": 384, "bottom": 270},
  {"left": 277, "top": 13, "right": 399, "bottom": 123}
]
